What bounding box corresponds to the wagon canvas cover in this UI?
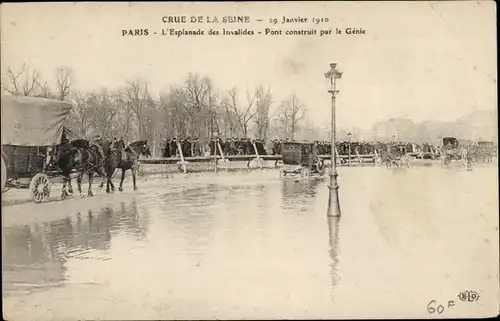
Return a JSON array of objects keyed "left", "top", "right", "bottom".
[{"left": 1, "top": 96, "right": 73, "bottom": 146}]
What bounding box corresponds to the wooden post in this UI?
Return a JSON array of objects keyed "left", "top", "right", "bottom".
[
  {"left": 213, "top": 142, "right": 218, "bottom": 173},
  {"left": 419, "top": 145, "right": 424, "bottom": 159},
  {"left": 334, "top": 145, "right": 340, "bottom": 166},
  {"left": 356, "top": 149, "right": 362, "bottom": 164},
  {"left": 217, "top": 141, "right": 229, "bottom": 171},
  {"left": 176, "top": 141, "right": 187, "bottom": 174},
  {"left": 252, "top": 141, "right": 263, "bottom": 169}
]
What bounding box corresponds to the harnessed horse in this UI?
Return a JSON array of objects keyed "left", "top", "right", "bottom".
[
  {"left": 439, "top": 144, "right": 473, "bottom": 170},
  {"left": 53, "top": 138, "right": 107, "bottom": 199},
  {"left": 102, "top": 140, "right": 150, "bottom": 193},
  {"left": 378, "top": 145, "right": 410, "bottom": 168}
]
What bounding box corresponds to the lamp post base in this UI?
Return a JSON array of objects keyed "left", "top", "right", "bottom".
[{"left": 327, "top": 173, "right": 341, "bottom": 217}]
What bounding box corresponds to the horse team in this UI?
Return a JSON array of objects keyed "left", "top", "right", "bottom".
[{"left": 52, "top": 138, "right": 150, "bottom": 199}]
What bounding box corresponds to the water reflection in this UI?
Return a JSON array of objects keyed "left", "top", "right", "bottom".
[
  {"left": 327, "top": 216, "right": 341, "bottom": 300},
  {"left": 2, "top": 199, "right": 149, "bottom": 295},
  {"left": 3, "top": 168, "right": 496, "bottom": 319},
  {"left": 280, "top": 178, "right": 322, "bottom": 213}
]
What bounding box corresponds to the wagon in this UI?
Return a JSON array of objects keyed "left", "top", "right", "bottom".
[
  {"left": 1, "top": 96, "right": 73, "bottom": 203},
  {"left": 279, "top": 141, "right": 325, "bottom": 179}
]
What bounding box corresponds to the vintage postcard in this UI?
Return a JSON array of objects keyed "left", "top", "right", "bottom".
[{"left": 1, "top": 1, "right": 498, "bottom": 320}]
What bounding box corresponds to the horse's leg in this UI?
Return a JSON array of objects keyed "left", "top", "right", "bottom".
[
  {"left": 67, "top": 175, "right": 74, "bottom": 194},
  {"left": 119, "top": 169, "right": 125, "bottom": 192},
  {"left": 61, "top": 175, "right": 69, "bottom": 199},
  {"left": 99, "top": 168, "right": 105, "bottom": 189},
  {"left": 106, "top": 168, "right": 112, "bottom": 193},
  {"left": 106, "top": 176, "right": 111, "bottom": 193},
  {"left": 76, "top": 172, "right": 84, "bottom": 197},
  {"left": 88, "top": 172, "right": 94, "bottom": 197},
  {"left": 132, "top": 167, "right": 138, "bottom": 191}
]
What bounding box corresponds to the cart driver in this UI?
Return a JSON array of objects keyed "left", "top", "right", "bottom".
[
  {"left": 90, "top": 135, "right": 105, "bottom": 159},
  {"left": 116, "top": 137, "right": 126, "bottom": 150}
]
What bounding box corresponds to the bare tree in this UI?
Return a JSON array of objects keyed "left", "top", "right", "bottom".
[
  {"left": 124, "top": 79, "right": 150, "bottom": 139},
  {"left": 253, "top": 86, "right": 273, "bottom": 139},
  {"left": 183, "top": 73, "right": 213, "bottom": 137},
  {"left": 72, "top": 91, "right": 95, "bottom": 136},
  {"left": 2, "top": 67, "right": 23, "bottom": 95},
  {"left": 37, "top": 82, "right": 56, "bottom": 99},
  {"left": 205, "top": 79, "right": 220, "bottom": 139},
  {"left": 0, "top": 65, "right": 324, "bottom": 143},
  {"left": 222, "top": 87, "right": 258, "bottom": 138},
  {"left": 160, "top": 86, "right": 189, "bottom": 137},
  {"left": 55, "top": 67, "right": 75, "bottom": 101},
  {"left": 276, "top": 93, "right": 306, "bottom": 140},
  {"left": 2, "top": 64, "right": 41, "bottom": 96},
  {"left": 221, "top": 96, "right": 238, "bottom": 137},
  {"left": 87, "top": 89, "right": 121, "bottom": 138}
]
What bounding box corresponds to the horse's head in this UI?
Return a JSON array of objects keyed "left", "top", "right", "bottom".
[
  {"left": 127, "top": 140, "right": 151, "bottom": 157},
  {"left": 142, "top": 145, "right": 152, "bottom": 157},
  {"left": 99, "top": 139, "right": 114, "bottom": 155}
]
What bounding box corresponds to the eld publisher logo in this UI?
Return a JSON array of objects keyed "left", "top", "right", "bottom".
[{"left": 458, "top": 290, "right": 480, "bottom": 302}]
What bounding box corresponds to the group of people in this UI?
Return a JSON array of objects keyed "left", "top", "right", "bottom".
[
  {"left": 162, "top": 137, "right": 268, "bottom": 158},
  {"left": 159, "top": 137, "right": 439, "bottom": 159},
  {"left": 270, "top": 139, "right": 423, "bottom": 156}
]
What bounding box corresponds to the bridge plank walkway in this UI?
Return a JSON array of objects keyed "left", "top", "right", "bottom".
[{"left": 138, "top": 152, "right": 434, "bottom": 165}]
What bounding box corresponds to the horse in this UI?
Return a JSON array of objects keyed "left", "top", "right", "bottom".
[
  {"left": 459, "top": 146, "right": 473, "bottom": 170},
  {"left": 102, "top": 140, "right": 150, "bottom": 193},
  {"left": 440, "top": 145, "right": 461, "bottom": 166},
  {"left": 378, "top": 147, "right": 410, "bottom": 168},
  {"left": 439, "top": 145, "right": 473, "bottom": 170},
  {"left": 54, "top": 139, "right": 107, "bottom": 199}
]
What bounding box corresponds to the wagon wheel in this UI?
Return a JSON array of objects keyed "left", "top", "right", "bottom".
[
  {"left": 301, "top": 166, "right": 311, "bottom": 179},
  {"left": 29, "top": 173, "right": 51, "bottom": 203},
  {"left": 315, "top": 160, "right": 325, "bottom": 175}
]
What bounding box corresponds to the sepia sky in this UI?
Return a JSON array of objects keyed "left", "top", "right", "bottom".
[{"left": 1, "top": 1, "right": 497, "bottom": 130}]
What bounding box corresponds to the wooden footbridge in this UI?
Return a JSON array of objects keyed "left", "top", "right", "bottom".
[{"left": 138, "top": 140, "right": 435, "bottom": 173}]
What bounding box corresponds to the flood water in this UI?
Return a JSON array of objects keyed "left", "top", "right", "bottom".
[{"left": 2, "top": 166, "right": 499, "bottom": 320}]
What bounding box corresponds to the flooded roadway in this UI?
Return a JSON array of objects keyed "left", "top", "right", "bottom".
[{"left": 2, "top": 166, "right": 499, "bottom": 320}]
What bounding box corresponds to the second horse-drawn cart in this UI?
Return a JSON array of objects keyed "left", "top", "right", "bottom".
[{"left": 1, "top": 95, "right": 73, "bottom": 203}]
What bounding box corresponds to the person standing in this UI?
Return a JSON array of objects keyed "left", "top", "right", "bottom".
[
  {"left": 170, "top": 138, "right": 178, "bottom": 157},
  {"left": 192, "top": 137, "right": 201, "bottom": 157},
  {"left": 163, "top": 138, "right": 171, "bottom": 158},
  {"left": 183, "top": 137, "right": 192, "bottom": 157}
]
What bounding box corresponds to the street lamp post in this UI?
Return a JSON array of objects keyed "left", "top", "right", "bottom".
[{"left": 325, "top": 63, "right": 342, "bottom": 217}]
